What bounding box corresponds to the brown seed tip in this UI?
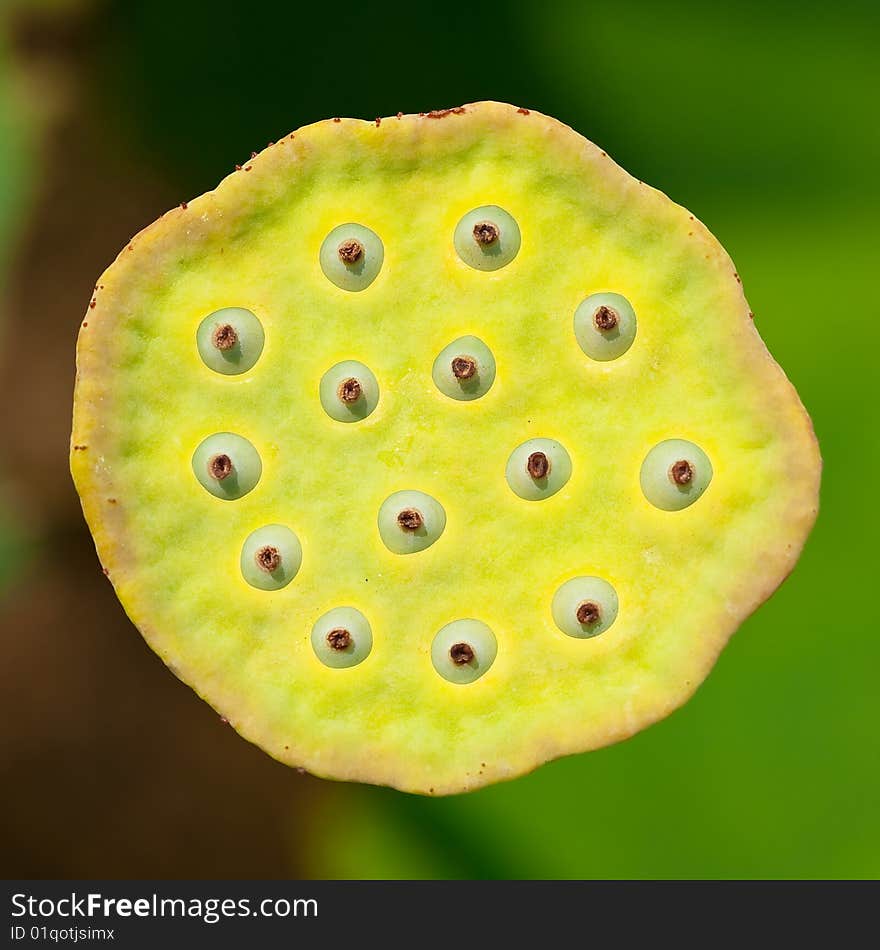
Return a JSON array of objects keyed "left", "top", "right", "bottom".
[
  {"left": 576, "top": 600, "right": 601, "bottom": 625},
  {"left": 593, "top": 305, "right": 619, "bottom": 331},
  {"left": 397, "top": 508, "right": 423, "bottom": 531},
  {"left": 527, "top": 451, "right": 550, "bottom": 479},
  {"left": 338, "top": 239, "right": 364, "bottom": 265},
  {"left": 208, "top": 454, "right": 233, "bottom": 480},
  {"left": 670, "top": 459, "right": 695, "bottom": 486},
  {"left": 212, "top": 323, "right": 238, "bottom": 350},
  {"left": 327, "top": 628, "right": 352, "bottom": 651},
  {"left": 449, "top": 642, "right": 475, "bottom": 665},
  {"left": 451, "top": 355, "right": 477, "bottom": 380},
  {"left": 255, "top": 545, "right": 281, "bottom": 573},
  {"left": 473, "top": 221, "right": 499, "bottom": 246},
  {"left": 337, "top": 377, "right": 362, "bottom": 404}
]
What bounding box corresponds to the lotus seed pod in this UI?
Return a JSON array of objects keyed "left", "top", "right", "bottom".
[{"left": 71, "top": 102, "right": 820, "bottom": 795}]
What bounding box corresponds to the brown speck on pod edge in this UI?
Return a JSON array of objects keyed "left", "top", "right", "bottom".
[
  {"left": 208, "top": 453, "right": 234, "bottom": 481},
  {"left": 338, "top": 239, "right": 364, "bottom": 265},
  {"left": 749, "top": 311, "right": 755, "bottom": 321},
  {"left": 82, "top": 322, "right": 88, "bottom": 327},
  {"left": 235, "top": 164, "right": 242, "bottom": 171},
  {"left": 180, "top": 201, "right": 188, "bottom": 210},
  {"left": 734, "top": 273, "right": 741, "bottom": 283},
  {"left": 73, "top": 444, "right": 87, "bottom": 451},
  {"left": 396, "top": 111, "right": 403, "bottom": 119},
  {"left": 127, "top": 244, "right": 134, "bottom": 251},
  {"left": 244, "top": 165, "right": 253, "bottom": 172},
  {"left": 473, "top": 220, "right": 499, "bottom": 246},
  {"left": 107, "top": 498, "right": 117, "bottom": 504},
  {"left": 332, "top": 117, "right": 341, "bottom": 123},
  {"left": 211, "top": 323, "right": 238, "bottom": 351},
  {"left": 337, "top": 377, "right": 362, "bottom": 404},
  {"left": 670, "top": 459, "right": 695, "bottom": 486},
  {"left": 255, "top": 545, "right": 281, "bottom": 573},
  {"left": 516, "top": 107, "right": 530, "bottom": 114},
  {"left": 593, "top": 305, "right": 619, "bottom": 331},
  {"left": 426, "top": 107, "right": 466, "bottom": 119},
  {"left": 451, "top": 355, "right": 477, "bottom": 380},
  {"left": 397, "top": 508, "right": 423, "bottom": 531},
  {"left": 268, "top": 141, "right": 275, "bottom": 146},
  {"left": 327, "top": 628, "right": 352, "bottom": 651},
  {"left": 220, "top": 716, "right": 229, "bottom": 724},
  {"left": 450, "top": 642, "right": 475, "bottom": 665},
  {"left": 375, "top": 117, "right": 381, "bottom": 127},
  {"left": 527, "top": 451, "right": 550, "bottom": 479},
  {"left": 576, "top": 600, "right": 601, "bottom": 625},
  {"left": 101, "top": 566, "right": 110, "bottom": 576},
  {"left": 89, "top": 300, "right": 96, "bottom": 309},
  {"left": 600, "top": 150, "right": 607, "bottom": 157},
  {"left": 295, "top": 767, "right": 307, "bottom": 775},
  {"left": 250, "top": 151, "right": 257, "bottom": 158}
]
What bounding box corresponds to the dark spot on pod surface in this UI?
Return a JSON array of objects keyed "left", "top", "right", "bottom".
[
  {"left": 576, "top": 601, "right": 601, "bottom": 625},
  {"left": 397, "top": 508, "right": 424, "bottom": 531},
  {"left": 449, "top": 642, "right": 475, "bottom": 665},
  {"left": 337, "top": 239, "right": 364, "bottom": 265},
  {"left": 337, "top": 377, "right": 362, "bottom": 404},
  {"left": 451, "top": 355, "right": 477, "bottom": 380},
  {"left": 327, "top": 628, "right": 352, "bottom": 651},
  {"left": 209, "top": 454, "right": 233, "bottom": 480},
  {"left": 255, "top": 545, "right": 281, "bottom": 573},
  {"left": 527, "top": 452, "right": 550, "bottom": 479},
  {"left": 670, "top": 459, "right": 695, "bottom": 486},
  {"left": 473, "top": 221, "right": 499, "bottom": 246},
  {"left": 593, "top": 305, "right": 619, "bottom": 331},
  {"left": 211, "top": 323, "right": 238, "bottom": 351}
]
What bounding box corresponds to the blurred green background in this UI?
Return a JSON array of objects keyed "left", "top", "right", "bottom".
[{"left": 1, "top": 0, "right": 877, "bottom": 879}]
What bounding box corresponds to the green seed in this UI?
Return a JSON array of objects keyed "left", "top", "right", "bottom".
[
  {"left": 431, "top": 619, "right": 497, "bottom": 684},
  {"left": 505, "top": 438, "right": 572, "bottom": 501},
  {"left": 311, "top": 606, "right": 373, "bottom": 669},
  {"left": 319, "top": 223, "right": 384, "bottom": 292},
  {"left": 240, "top": 524, "right": 303, "bottom": 591},
  {"left": 196, "top": 307, "right": 265, "bottom": 375},
  {"left": 378, "top": 490, "right": 446, "bottom": 555},
  {"left": 319, "top": 360, "right": 380, "bottom": 422},
  {"left": 640, "top": 439, "right": 713, "bottom": 511},
  {"left": 551, "top": 576, "right": 619, "bottom": 639},
  {"left": 454, "top": 205, "right": 521, "bottom": 271},
  {"left": 432, "top": 335, "right": 496, "bottom": 401},
  {"left": 191, "top": 432, "right": 262, "bottom": 500},
  {"left": 573, "top": 292, "right": 637, "bottom": 361}
]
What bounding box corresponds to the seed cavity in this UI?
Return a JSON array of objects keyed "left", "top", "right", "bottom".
[
  {"left": 451, "top": 355, "right": 477, "bottom": 380},
  {"left": 320, "top": 223, "right": 384, "bottom": 291},
  {"left": 431, "top": 619, "right": 497, "bottom": 684},
  {"left": 641, "top": 439, "right": 713, "bottom": 511},
  {"left": 327, "top": 628, "right": 352, "bottom": 651},
  {"left": 255, "top": 545, "right": 281, "bottom": 573},
  {"left": 397, "top": 508, "right": 424, "bottom": 531},
  {"left": 472, "top": 221, "right": 499, "bottom": 246},
  {"left": 454, "top": 206, "right": 521, "bottom": 271},
  {"left": 240, "top": 525, "right": 302, "bottom": 590},
  {"left": 378, "top": 490, "right": 446, "bottom": 555},
  {"left": 209, "top": 453, "right": 233, "bottom": 480},
  {"left": 311, "top": 606, "right": 372, "bottom": 668},
  {"left": 506, "top": 438, "right": 572, "bottom": 501},
  {"left": 593, "top": 306, "right": 619, "bottom": 331},
  {"left": 432, "top": 335, "right": 496, "bottom": 401},
  {"left": 552, "top": 577, "right": 619, "bottom": 639},
  {"left": 212, "top": 323, "right": 238, "bottom": 350},
  {"left": 670, "top": 459, "right": 695, "bottom": 485},
  {"left": 197, "top": 307, "right": 265, "bottom": 375},
  {"left": 574, "top": 292, "right": 637, "bottom": 361},
  {"left": 320, "top": 360, "right": 379, "bottom": 422},
  {"left": 337, "top": 377, "right": 362, "bottom": 404},
  {"left": 576, "top": 600, "right": 601, "bottom": 625},
  {"left": 449, "top": 642, "right": 475, "bottom": 665},
  {"left": 527, "top": 451, "right": 550, "bottom": 480},
  {"left": 337, "top": 239, "right": 364, "bottom": 265}
]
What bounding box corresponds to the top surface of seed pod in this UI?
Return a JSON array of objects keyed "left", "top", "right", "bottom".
[{"left": 70, "top": 101, "right": 820, "bottom": 796}]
